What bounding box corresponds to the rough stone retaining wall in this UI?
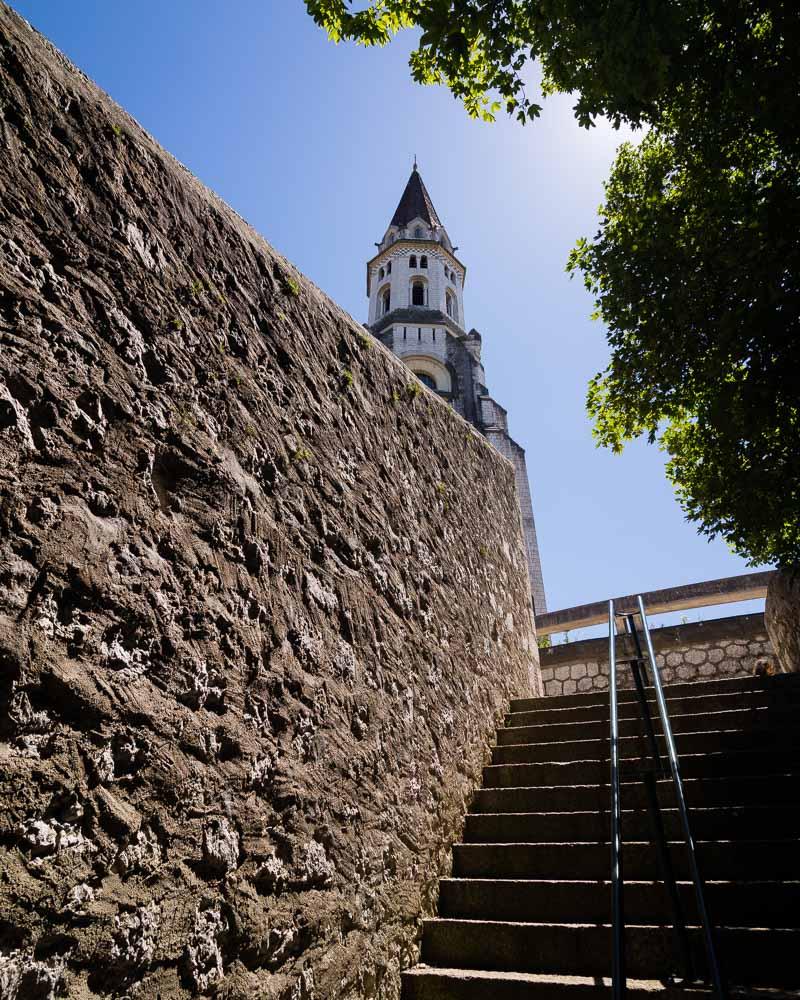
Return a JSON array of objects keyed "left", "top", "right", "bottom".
[
  {"left": 540, "top": 614, "right": 772, "bottom": 697},
  {"left": 0, "top": 8, "right": 538, "bottom": 999}
]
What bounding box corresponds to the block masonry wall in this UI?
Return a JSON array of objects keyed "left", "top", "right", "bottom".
[
  {"left": 539, "top": 614, "right": 773, "bottom": 697},
  {"left": 0, "top": 8, "right": 540, "bottom": 1000}
]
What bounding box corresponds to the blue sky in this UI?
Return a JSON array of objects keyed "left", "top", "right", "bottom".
[{"left": 13, "top": 0, "right": 766, "bottom": 628}]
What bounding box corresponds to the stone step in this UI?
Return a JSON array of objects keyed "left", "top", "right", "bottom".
[
  {"left": 490, "top": 727, "right": 800, "bottom": 767},
  {"left": 463, "top": 805, "right": 800, "bottom": 844},
  {"left": 510, "top": 675, "right": 800, "bottom": 714},
  {"left": 470, "top": 774, "right": 800, "bottom": 814},
  {"left": 420, "top": 919, "right": 800, "bottom": 985},
  {"left": 506, "top": 688, "right": 800, "bottom": 729},
  {"left": 483, "top": 749, "right": 800, "bottom": 788},
  {"left": 401, "top": 968, "right": 717, "bottom": 1000},
  {"left": 496, "top": 706, "right": 797, "bottom": 746},
  {"left": 437, "top": 878, "right": 800, "bottom": 927},
  {"left": 452, "top": 839, "right": 800, "bottom": 881}
]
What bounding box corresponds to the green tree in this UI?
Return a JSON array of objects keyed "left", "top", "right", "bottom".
[{"left": 306, "top": 1, "right": 800, "bottom": 567}]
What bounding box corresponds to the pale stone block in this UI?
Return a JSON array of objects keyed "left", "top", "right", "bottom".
[
  {"left": 563, "top": 679, "right": 577, "bottom": 695},
  {"left": 699, "top": 663, "right": 716, "bottom": 676},
  {"left": 708, "top": 648, "right": 725, "bottom": 664},
  {"left": 570, "top": 663, "right": 587, "bottom": 680},
  {"left": 577, "top": 677, "right": 593, "bottom": 692},
  {"left": 587, "top": 662, "right": 600, "bottom": 677},
  {"left": 666, "top": 652, "right": 682, "bottom": 668},
  {"left": 686, "top": 648, "right": 707, "bottom": 666},
  {"left": 555, "top": 665, "right": 571, "bottom": 681},
  {"left": 595, "top": 675, "right": 609, "bottom": 689},
  {"left": 677, "top": 666, "right": 694, "bottom": 680}
]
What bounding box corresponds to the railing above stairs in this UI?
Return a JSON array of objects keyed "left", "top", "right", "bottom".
[
  {"left": 537, "top": 570, "right": 773, "bottom": 635},
  {"left": 608, "top": 595, "right": 728, "bottom": 1000}
]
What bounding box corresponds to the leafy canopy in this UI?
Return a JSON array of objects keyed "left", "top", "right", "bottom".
[{"left": 306, "top": 1, "right": 800, "bottom": 566}]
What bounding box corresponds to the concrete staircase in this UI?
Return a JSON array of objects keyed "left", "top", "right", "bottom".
[{"left": 402, "top": 674, "right": 800, "bottom": 999}]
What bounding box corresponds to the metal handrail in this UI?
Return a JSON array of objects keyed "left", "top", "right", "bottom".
[
  {"left": 608, "top": 596, "right": 728, "bottom": 1000},
  {"left": 637, "top": 595, "right": 728, "bottom": 1000},
  {"left": 608, "top": 600, "right": 625, "bottom": 1000}
]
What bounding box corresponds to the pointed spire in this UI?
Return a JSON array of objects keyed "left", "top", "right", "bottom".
[{"left": 390, "top": 165, "right": 441, "bottom": 230}]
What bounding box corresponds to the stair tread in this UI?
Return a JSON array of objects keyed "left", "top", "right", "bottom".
[
  {"left": 454, "top": 838, "right": 800, "bottom": 846},
  {"left": 425, "top": 917, "right": 800, "bottom": 931},
  {"left": 510, "top": 675, "right": 800, "bottom": 712},
  {"left": 441, "top": 877, "right": 800, "bottom": 886},
  {"left": 404, "top": 967, "right": 706, "bottom": 989}
]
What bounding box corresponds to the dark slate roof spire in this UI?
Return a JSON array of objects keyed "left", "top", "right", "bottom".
[{"left": 390, "top": 163, "right": 442, "bottom": 229}]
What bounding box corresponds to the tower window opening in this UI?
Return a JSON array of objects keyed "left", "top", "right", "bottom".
[
  {"left": 381, "top": 288, "right": 391, "bottom": 315},
  {"left": 414, "top": 226, "right": 423, "bottom": 238},
  {"left": 418, "top": 328, "right": 422, "bottom": 340},
  {"left": 403, "top": 327, "right": 407, "bottom": 340},
  {"left": 433, "top": 329, "right": 436, "bottom": 342},
  {"left": 417, "top": 372, "right": 437, "bottom": 390},
  {"left": 411, "top": 281, "right": 425, "bottom": 306},
  {"left": 379, "top": 267, "right": 384, "bottom": 279},
  {"left": 409, "top": 255, "right": 417, "bottom": 268},
  {"left": 387, "top": 261, "right": 392, "bottom": 274},
  {"left": 420, "top": 256, "right": 428, "bottom": 269},
  {"left": 445, "top": 291, "right": 455, "bottom": 319}
]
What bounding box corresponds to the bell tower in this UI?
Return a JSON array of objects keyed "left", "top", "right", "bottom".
[{"left": 366, "top": 165, "right": 548, "bottom": 614}]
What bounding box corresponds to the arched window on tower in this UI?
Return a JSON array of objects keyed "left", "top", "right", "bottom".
[
  {"left": 409, "top": 256, "right": 417, "bottom": 268},
  {"left": 381, "top": 288, "right": 391, "bottom": 315},
  {"left": 420, "top": 256, "right": 428, "bottom": 269},
  {"left": 411, "top": 280, "right": 426, "bottom": 307},
  {"left": 417, "top": 372, "right": 437, "bottom": 390},
  {"left": 414, "top": 226, "right": 423, "bottom": 238},
  {"left": 445, "top": 291, "right": 456, "bottom": 319},
  {"left": 379, "top": 267, "right": 384, "bottom": 279},
  {"left": 387, "top": 261, "right": 392, "bottom": 274}
]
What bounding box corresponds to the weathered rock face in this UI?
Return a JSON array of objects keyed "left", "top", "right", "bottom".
[
  {"left": 766, "top": 567, "right": 800, "bottom": 673},
  {"left": 0, "top": 7, "right": 538, "bottom": 999}
]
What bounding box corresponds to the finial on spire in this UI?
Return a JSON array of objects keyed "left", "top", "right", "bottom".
[{"left": 413, "top": 154, "right": 417, "bottom": 172}]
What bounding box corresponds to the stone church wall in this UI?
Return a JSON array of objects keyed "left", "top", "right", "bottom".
[
  {"left": 0, "top": 7, "right": 539, "bottom": 999},
  {"left": 540, "top": 614, "right": 772, "bottom": 696}
]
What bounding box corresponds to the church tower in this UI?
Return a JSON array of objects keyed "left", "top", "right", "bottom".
[{"left": 366, "top": 165, "right": 548, "bottom": 614}]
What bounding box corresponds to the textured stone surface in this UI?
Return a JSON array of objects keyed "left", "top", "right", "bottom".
[
  {"left": 540, "top": 614, "right": 773, "bottom": 696},
  {"left": 0, "top": 8, "right": 539, "bottom": 998},
  {"left": 766, "top": 567, "right": 800, "bottom": 673}
]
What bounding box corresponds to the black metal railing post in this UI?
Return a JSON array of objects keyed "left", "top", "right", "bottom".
[
  {"left": 637, "top": 595, "right": 728, "bottom": 1000},
  {"left": 624, "top": 613, "right": 695, "bottom": 983},
  {"left": 608, "top": 599, "right": 626, "bottom": 1000}
]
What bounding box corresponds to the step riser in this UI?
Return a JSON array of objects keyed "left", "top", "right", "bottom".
[
  {"left": 452, "top": 840, "right": 798, "bottom": 881},
  {"left": 510, "top": 674, "right": 800, "bottom": 712},
  {"left": 421, "top": 921, "right": 799, "bottom": 984},
  {"left": 463, "top": 807, "right": 800, "bottom": 844},
  {"left": 491, "top": 728, "right": 800, "bottom": 766},
  {"left": 506, "top": 690, "right": 800, "bottom": 728},
  {"left": 496, "top": 707, "right": 795, "bottom": 745},
  {"left": 483, "top": 751, "right": 800, "bottom": 788},
  {"left": 438, "top": 879, "right": 800, "bottom": 928},
  {"left": 471, "top": 775, "right": 800, "bottom": 814}
]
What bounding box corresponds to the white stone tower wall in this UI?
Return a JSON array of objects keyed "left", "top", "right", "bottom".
[{"left": 368, "top": 245, "right": 464, "bottom": 326}]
